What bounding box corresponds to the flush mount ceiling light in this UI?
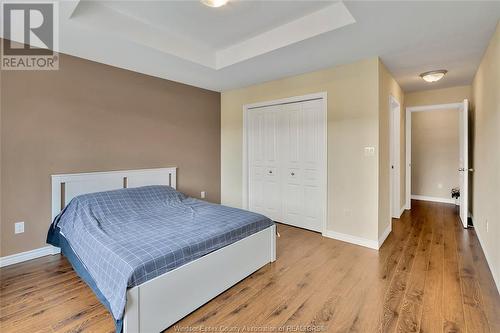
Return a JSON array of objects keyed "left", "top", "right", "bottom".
[
  {"left": 419, "top": 70, "right": 448, "bottom": 83},
  {"left": 201, "top": 0, "right": 229, "bottom": 8}
]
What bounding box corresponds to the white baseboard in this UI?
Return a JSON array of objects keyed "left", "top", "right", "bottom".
[
  {"left": 323, "top": 230, "right": 379, "bottom": 250},
  {"left": 0, "top": 245, "right": 61, "bottom": 268},
  {"left": 393, "top": 206, "right": 406, "bottom": 219},
  {"left": 378, "top": 223, "right": 392, "bottom": 248},
  {"left": 411, "top": 195, "right": 455, "bottom": 204},
  {"left": 399, "top": 206, "right": 406, "bottom": 217},
  {"left": 470, "top": 215, "right": 500, "bottom": 294}
]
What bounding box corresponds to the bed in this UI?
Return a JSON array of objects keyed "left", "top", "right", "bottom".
[{"left": 46, "top": 167, "right": 276, "bottom": 333}]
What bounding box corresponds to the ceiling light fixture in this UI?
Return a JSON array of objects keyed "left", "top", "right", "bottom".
[
  {"left": 419, "top": 70, "right": 448, "bottom": 83},
  {"left": 201, "top": 0, "right": 229, "bottom": 8}
]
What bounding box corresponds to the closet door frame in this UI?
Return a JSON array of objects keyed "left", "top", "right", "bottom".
[{"left": 242, "top": 92, "right": 328, "bottom": 235}]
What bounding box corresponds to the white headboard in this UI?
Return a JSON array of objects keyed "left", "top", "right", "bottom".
[{"left": 51, "top": 167, "right": 177, "bottom": 221}]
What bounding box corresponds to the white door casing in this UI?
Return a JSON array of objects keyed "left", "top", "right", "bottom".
[
  {"left": 458, "top": 99, "right": 469, "bottom": 228},
  {"left": 389, "top": 95, "right": 401, "bottom": 218},
  {"left": 405, "top": 101, "right": 468, "bottom": 226}
]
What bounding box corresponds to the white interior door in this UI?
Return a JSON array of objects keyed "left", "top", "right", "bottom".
[{"left": 458, "top": 99, "right": 469, "bottom": 228}]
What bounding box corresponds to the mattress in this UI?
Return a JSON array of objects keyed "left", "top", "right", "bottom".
[{"left": 46, "top": 185, "right": 273, "bottom": 328}]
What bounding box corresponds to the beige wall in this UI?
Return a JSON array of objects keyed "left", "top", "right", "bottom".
[
  {"left": 221, "top": 57, "right": 398, "bottom": 243},
  {"left": 378, "top": 61, "right": 404, "bottom": 237},
  {"left": 0, "top": 53, "right": 221, "bottom": 257},
  {"left": 471, "top": 22, "right": 500, "bottom": 290},
  {"left": 411, "top": 109, "right": 459, "bottom": 198},
  {"left": 405, "top": 85, "right": 472, "bottom": 107}
]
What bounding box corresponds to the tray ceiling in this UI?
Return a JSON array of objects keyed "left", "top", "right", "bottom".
[{"left": 2, "top": 1, "right": 499, "bottom": 92}]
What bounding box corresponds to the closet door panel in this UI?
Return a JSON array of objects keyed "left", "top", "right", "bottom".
[
  {"left": 249, "top": 105, "right": 282, "bottom": 222},
  {"left": 285, "top": 106, "right": 301, "bottom": 166},
  {"left": 263, "top": 168, "right": 281, "bottom": 220},
  {"left": 250, "top": 167, "right": 265, "bottom": 214},
  {"left": 263, "top": 107, "right": 282, "bottom": 220},
  {"left": 248, "top": 111, "right": 266, "bottom": 215},
  {"left": 302, "top": 100, "right": 323, "bottom": 168},
  {"left": 264, "top": 110, "right": 279, "bottom": 164},
  {"left": 300, "top": 100, "right": 325, "bottom": 232},
  {"left": 282, "top": 103, "right": 303, "bottom": 224},
  {"left": 284, "top": 183, "right": 302, "bottom": 225},
  {"left": 303, "top": 185, "right": 321, "bottom": 231}
]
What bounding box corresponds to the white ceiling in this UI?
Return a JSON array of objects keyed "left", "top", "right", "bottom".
[
  {"left": 100, "top": 1, "right": 333, "bottom": 50},
  {"left": 65, "top": 1, "right": 355, "bottom": 70},
  {"left": 6, "top": 1, "right": 499, "bottom": 92}
]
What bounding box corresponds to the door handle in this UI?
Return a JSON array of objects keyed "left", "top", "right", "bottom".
[
  {"left": 468, "top": 168, "right": 474, "bottom": 172},
  {"left": 458, "top": 168, "right": 465, "bottom": 171}
]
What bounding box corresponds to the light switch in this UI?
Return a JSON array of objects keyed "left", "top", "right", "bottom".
[
  {"left": 364, "top": 146, "right": 375, "bottom": 156},
  {"left": 201, "top": 191, "right": 206, "bottom": 199}
]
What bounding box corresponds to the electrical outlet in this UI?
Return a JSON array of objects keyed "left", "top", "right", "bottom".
[
  {"left": 201, "top": 191, "right": 206, "bottom": 199},
  {"left": 14, "top": 221, "right": 24, "bottom": 234}
]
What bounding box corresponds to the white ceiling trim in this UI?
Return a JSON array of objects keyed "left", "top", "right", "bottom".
[
  {"left": 71, "top": 0, "right": 216, "bottom": 68},
  {"left": 67, "top": 1, "right": 355, "bottom": 71},
  {"left": 215, "top": 2, "right": 355, "bottom": 69},
  {"left": 65, "top": 0, "right": 80, "bottom": 19}
]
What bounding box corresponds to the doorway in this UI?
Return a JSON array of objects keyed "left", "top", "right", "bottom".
[{"left": 405, "top": 100, "right": 470, "bottom": 228}]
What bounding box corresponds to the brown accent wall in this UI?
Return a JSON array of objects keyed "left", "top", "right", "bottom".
[{"left": 0, "top": 52, "right": 221, "bottom": 257}]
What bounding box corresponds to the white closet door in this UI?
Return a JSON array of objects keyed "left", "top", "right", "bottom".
[
  {"left": 248, "top": 98, "right": 325, "bottom": 233},
  {"left": 281, "top": 102, "right": 304, "bottom": 227},
  {"left": 300, "top": 99, "right": 325, "bottom": 232},
  {"left": 248, "top": 105, "right": 282, "bottom": 221},
  {"left": 248, "top": 109, "right": 266, "bottom": 215}
]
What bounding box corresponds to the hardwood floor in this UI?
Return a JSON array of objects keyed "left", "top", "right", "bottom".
[{"left": 1, "top": 200, "right": 499, "bottom": 332}]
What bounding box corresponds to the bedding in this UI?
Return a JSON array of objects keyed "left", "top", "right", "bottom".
[{"left": 46, "top": 185, "right": 273, "bottom": 327}]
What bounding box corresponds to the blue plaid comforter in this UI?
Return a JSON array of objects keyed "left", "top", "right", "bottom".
[{"left": 47, "top": 185, "right": 273, "bottom": 321}]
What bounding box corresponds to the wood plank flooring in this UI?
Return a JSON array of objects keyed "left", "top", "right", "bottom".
[{"left": 1, "top": 200, "right": 499, "bottom": 332}]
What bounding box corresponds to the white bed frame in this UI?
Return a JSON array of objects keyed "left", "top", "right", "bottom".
[{"left": 51, "top": 167, "right": 276, "bottom": 333}]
